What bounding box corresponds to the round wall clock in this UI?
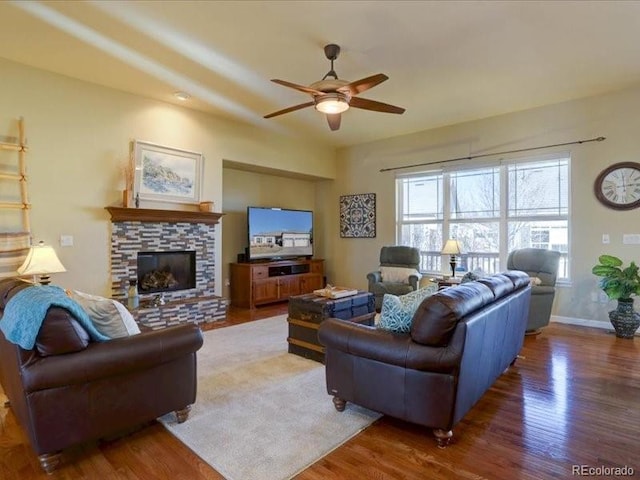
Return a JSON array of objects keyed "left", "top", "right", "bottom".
[{"left": 594, "top": 162, "right": 640, "bottom": 210}]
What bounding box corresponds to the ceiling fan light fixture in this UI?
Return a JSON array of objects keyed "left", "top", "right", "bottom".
[{"left": 315, "top": 92, "right": 349, "bottom": 114}]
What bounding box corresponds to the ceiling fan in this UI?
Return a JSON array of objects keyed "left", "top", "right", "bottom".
[{"left": 264, "top": 44, "right": 405, "bottom": 131}]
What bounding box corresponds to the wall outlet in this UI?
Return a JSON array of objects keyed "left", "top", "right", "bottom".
[
  {"left": 224, "top": 278, "right": 230, "bottom": 286},
  {"left": 602, "top": 234, "right": 610, "bottom": 244},
  {"left": 60, "top": 235, "right": 74, "bottom": 247}
]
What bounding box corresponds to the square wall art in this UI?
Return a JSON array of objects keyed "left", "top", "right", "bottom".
[{"left": 340, "top": 193, "right": 376, "bottom": 238}]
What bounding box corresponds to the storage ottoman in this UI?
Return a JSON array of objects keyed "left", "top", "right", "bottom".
[{"left": 287, "top": 291, "right": 375, "bottom": 362}]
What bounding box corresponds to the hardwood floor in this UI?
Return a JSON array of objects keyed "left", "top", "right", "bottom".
[{"left": 1, "top": 305, "right": 639, "bottom": 480}]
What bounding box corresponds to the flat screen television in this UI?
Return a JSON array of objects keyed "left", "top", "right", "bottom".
[{"left": 247, "top": 206, "right": 313, "bottom": 261}]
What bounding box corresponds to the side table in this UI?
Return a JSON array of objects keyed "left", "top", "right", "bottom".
[
  {"left": 287, "top": 291, "right": 375, "bottom": 363},
  {"left": 436, "top": 277, "right": 462, "bottom": 289}
]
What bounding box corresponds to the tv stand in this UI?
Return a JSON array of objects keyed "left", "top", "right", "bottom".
[{"left": 230, "top": 258, "right": 324, "bottom": 309}]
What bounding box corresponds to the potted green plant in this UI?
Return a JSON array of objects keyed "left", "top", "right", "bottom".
[{"left": 592, "top": 254, "right": 640, "bottom": 338}]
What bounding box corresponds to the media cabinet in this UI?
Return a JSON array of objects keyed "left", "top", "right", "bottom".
[{"left": 230, "top": 258, "right": 325, "bottom": 309}]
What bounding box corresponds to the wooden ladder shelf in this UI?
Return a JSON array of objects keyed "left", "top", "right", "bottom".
[{"left": 0, "top": 117, "right": 31, "bottom": 231}]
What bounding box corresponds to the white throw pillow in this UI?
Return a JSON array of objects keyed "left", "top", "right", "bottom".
[
  {"left": 529, "top": 276, "right": 542, "bottom": 286},
  {"left": 67, "top": 290, "right": 141, "bottom": 339},
  {"left": 380, "top": 266, "right": 420, "bottom": 283}
]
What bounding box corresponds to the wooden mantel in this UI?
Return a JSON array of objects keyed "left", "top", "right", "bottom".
[{"left": 105, "top": 206, "right": 224, "bottom": 225}]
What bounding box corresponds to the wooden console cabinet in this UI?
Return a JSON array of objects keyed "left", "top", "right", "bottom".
[{"left": 230, "top": 259, "right": 324, "bottom": 309}]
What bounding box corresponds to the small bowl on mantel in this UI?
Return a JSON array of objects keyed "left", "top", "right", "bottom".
[{"left": 198, "top": 201, "right": 215, "bottom": 212}]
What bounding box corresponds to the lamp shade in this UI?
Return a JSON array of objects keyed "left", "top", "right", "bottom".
[
  {"left": 441, "top": 239, "right": 462, "bottom": 255},
  {"left": 17, "top": 241, "right": 66, "bottom": 276}
]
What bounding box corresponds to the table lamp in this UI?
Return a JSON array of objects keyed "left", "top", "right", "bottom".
[
  {"left": 441, "top": 239, "right": 462, "bottom": 278},
  {"left": 17, "top": 241, "right": 66, "bottom": 285}
]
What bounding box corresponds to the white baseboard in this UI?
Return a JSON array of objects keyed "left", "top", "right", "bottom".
[
  {"left": 550, "top": 315, "right": 611, "bottom": 330},
  {"left": 551, "top": 315, "right": 640, "bottom": 336}
]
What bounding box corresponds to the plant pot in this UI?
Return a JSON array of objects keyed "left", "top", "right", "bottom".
[{"left": 608, "top": 298, "right": 640, "bottom": 339}]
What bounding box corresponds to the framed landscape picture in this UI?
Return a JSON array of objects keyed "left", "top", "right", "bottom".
[{"left": 132, "top": 140, "right": 203, "bottom": 204}]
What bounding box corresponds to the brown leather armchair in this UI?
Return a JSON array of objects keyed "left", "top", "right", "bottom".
[{"left": 0, "top": 278, "right": 204, "bottom": 473}]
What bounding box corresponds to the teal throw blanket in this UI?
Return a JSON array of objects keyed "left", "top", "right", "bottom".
[{"left": 0, "top": 285, "right": 109, "bottom": 350}]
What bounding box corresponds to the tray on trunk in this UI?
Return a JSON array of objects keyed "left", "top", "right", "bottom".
[{"left": 313, "top": 286, "right": 358, "bottom": 299}]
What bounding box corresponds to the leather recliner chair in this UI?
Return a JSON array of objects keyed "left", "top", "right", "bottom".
[
  {"left": 367, "top": 246, "right": 421, "bottom": 311},
  {"left": 0, "top": 278, "right": 204, "bottom": 473},
  {"left": 507, "top": 248, "right": 561, "bottom": 333}
]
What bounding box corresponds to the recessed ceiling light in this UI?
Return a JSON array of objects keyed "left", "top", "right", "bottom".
[{"left": 174, "top": 91, "right": 191, "bottom": 101}]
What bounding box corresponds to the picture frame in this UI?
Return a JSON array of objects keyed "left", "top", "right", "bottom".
[
  {"left": 340, "top": 193, "right": 376, "bottom": 238},
  {"left": 132, "top": 140, "right": 203, "bottom": 204}
]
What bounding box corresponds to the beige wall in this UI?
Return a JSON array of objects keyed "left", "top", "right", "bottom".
[
  {"left": 0, "top": 58, "right": 335, "bottom": 296},
  {"left": 326, "top": 84, "right": 640, "bottom": 323},
  {"left": 4, "top": 55, "right": 639, "bottom": 324},
  {"left": 221, "top": 168, "right": 325, "bottom": 298}
]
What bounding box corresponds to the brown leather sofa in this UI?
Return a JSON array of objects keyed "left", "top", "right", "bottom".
[
  {"left": 318, "top": 271, "right": 531, "bottom": 446},
  {"left": 0, "top": 278, "right": 204, "bottom": 473}
]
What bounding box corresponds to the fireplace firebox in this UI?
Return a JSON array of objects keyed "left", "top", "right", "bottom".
[{"left": 137, "top": 251, "right": 196, "bottom": 293}]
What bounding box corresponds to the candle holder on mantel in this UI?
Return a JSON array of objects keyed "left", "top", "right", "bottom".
[{"left": 122, "top": 189, "right": 132, "bottom": 208}]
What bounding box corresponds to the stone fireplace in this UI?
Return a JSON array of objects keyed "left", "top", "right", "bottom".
[{"left": 106, "top": 207, "right": 226, "bottom": 329}]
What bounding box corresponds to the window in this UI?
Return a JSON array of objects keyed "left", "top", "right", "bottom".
[{"left": 396, "top": 156, "right": 570, "bottom": 280}]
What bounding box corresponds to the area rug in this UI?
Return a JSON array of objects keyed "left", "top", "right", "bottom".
[{"left": 159, "top": 315, "right": 381, "bottom": 480}]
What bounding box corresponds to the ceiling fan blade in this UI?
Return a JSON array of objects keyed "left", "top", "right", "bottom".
[
  {"left": 264, "top": 101, "right": 314, "bottom": 119},
  {"left": 338, "top": 73, "right": 388, "bottom": 95},
  {"left": 271, "top": 79, "right": 324, "bottom": 96},
  {"left": 349, "top": 96, "right": 405, "bottom": 114},
  {"left": 326, "top": 113, "right": 341, "bottom": 131}
]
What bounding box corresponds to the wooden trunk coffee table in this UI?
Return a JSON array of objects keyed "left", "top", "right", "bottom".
[{"left": 287, "top": 291, "right": 375, "bottom": 363}]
